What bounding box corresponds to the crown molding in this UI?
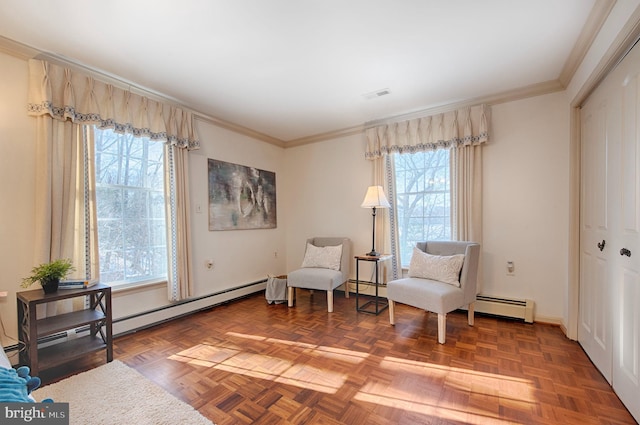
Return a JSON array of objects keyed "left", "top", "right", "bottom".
[
  {"left": 284, "top": 125, "right": 365, "bottom": 147},
  {"left": 0, "top": 5, "right": 606, "bottom": 150},
  {"left": 0, "top": 35, "right": 202, "bottom": 114},
  {"left": 0, "top": 33, "right": 568, "bottom": 148},
  {"left": 558, "top": 0, "right": 616, "bottom": 87},
  {"left": 0, "top": 35, "right": 288, "bottom": 147},
  {"left": 479, "top": 79, "right": 566, "bottom": 106},
  {"left": 195, "top": 115, "right": 286, "bottom": 147},
  {"left": 361, "top": 79, "right": 564, "bottom": 131},
  {"left": 0, "top": 35, "right": 39, "bottom": 60},
  {"left": 571, "top": 2, "right": 640, "bottom": 107},
  {"left": 283, "top": 78, "right": 565, "bottom": 146}
]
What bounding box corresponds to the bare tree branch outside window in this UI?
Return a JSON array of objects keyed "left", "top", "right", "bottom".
[
  {"left": 393, "top": 150, "right": 451, "bottom": 266},
  {"left": 94, "top": 128, "right": 167, "bottom": 285}
]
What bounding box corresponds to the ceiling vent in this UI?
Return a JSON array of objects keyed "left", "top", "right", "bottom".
[{"left": 362, "top": 88, "right": 391, "bottom": 100}]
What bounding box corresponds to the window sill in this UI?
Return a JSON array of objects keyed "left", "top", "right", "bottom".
[{"left": 110, "top": 278, "right": 167, "bottom": 294}]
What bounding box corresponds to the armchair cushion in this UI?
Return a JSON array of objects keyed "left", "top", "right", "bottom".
[
  {"left": 301, "top": 243, "right": 343, "bottom": 270},
  {"left": 288, "top": 267, "right": 344, "bottom": 291},
  {"left": 408, "top": 247, "right": 465, "bottom": 287}
]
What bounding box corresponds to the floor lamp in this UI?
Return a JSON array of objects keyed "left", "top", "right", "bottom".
[{"left": 361, "top": 185, "right": 390, "bottom": 257}]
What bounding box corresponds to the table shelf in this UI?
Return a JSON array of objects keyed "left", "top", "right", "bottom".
[
  {"left": 36, "top": 310, "right": 106, "bottom": 338},
  {"left": 38, "top": 335, "right": 108, "bottom": 371}
]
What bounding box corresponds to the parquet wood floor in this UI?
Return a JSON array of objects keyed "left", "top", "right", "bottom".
[{"left": 44, "top": 290, "right": 637, "bottom": 425}]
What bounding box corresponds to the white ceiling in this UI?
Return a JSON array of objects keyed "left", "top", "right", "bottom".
[{"left": 0, "top": 0, "right": 601, "bottom": 144}]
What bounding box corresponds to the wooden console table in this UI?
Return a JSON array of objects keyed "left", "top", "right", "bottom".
[{"left": 17, "top": 283, "right": 112, "bottom": 375}]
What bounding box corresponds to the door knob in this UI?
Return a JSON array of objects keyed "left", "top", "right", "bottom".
[
  {"left": 620, "top": 248, "right": 631, "bottom": 257},
  {"left": 597, "top": 240, "right": 606, "bottom": 251}
]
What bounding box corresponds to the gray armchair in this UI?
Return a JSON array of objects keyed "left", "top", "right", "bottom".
[
  {"left": 287, "top": 237, "right": 351, "bottom": 312},
  {"left": 387, "top": 241, "right": 480, "bottom": 344}
]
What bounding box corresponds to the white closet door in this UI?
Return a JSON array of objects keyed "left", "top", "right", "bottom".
[
  {"left": 579, "top": 92, "right": 614, "bottom": 384},
  {"left": 612, "top": 54, "right": 640, "bottom": 422},
  {"left": 580, "top": 40, "right": 640, "bottom": 423}
]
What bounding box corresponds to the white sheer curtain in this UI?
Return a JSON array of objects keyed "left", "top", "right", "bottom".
[
  {"left": 32, "top": 117, "right": 98, "bottom": 315},
  {"left": 27, "top": 59, "right": 199, "bottom": 301},
  {"left": 365, "top": 104, "right": 489, "bottom": 283},
  {"left": 166, "top": 145, "right": 195, "bottom": 301}
]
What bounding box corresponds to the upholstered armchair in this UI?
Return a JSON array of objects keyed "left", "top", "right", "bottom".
[
  {"left": 287, "top": 237, "right": 351, "bottom": 313},
  {"left": 387, "top": 241, "right": 480, "bottom": 344}
]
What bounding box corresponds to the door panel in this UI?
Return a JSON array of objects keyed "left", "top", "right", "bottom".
[
  {"left": 612, "top": 64, "right": 640, "bottom": 422},
  {"left": 580, "top": 98, "right": 613, "bottom": 383},
  {"left": 615, "top": 268, "right": 639, "bottom": 420}
]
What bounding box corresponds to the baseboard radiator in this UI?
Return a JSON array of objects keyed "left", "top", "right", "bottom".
[{"left": 472, "top": 295, "right": 534, "bottom": 323}]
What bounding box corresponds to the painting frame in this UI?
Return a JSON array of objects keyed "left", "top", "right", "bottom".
[{"left": 207, "top": 159, "right": 277, "bottom": 231}]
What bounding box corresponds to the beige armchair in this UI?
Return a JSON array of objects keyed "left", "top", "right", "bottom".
[
  {"left": 387, "top": 241, "right": 480, "bottom": 344},
  {"left": 287, "top": 237, "right": 351, "bottom": 312}
]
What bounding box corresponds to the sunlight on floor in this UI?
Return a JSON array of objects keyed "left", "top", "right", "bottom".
[
  {"left": 353, "top": 356, "right": 535, "bottom": 424},
  {"left": 167, "top": 331, "right": 369, "bottom": 394},
  {"left": 167, "top": 332, "right": 536, "bottom": 423},
  {"left": 225, "top": 331, "right": 370, "bottom": 363}
]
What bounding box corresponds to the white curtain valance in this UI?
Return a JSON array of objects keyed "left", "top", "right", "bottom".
[
  {"left": 365, "top": 104, "right": 489, "bottom": 159},
  {"left": 27, "top": 59, "right": 199, "bottom": 150}
]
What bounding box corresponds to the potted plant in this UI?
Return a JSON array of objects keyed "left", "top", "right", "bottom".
[{"left": 21, "top": 258, "right": 75, "bottom": 294}]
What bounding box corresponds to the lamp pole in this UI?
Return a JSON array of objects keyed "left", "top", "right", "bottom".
[{"left": 368, "top": 206, "right": 379, "bottom": 256}]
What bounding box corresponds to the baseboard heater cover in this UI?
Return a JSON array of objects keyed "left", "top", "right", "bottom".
[{"left": 472, "top": 295, "right": 534, "bottom": 323}]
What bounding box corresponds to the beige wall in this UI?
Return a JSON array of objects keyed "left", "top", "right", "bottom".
[
  {"left": 283, "top": 134, "right": 373, "bottom": 270},
  {"left": 0, "top": 53, "right": 37, "bottom": 348},
  {"left": 188, "top": 119, "right": 287, "bottom": 292},
  {"left": 484, "top": 92, "right": 570, "bottom": 322}
]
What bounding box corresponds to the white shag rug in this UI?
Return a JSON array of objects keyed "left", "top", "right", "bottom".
[{"left": 33, "top": 360, "right": 214, "bottom": 425}]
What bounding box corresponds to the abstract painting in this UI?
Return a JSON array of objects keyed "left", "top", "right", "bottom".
[{"left": 208, "top": 159, "right": 277, "bottom": 230}]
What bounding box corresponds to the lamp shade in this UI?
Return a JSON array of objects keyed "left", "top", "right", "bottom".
[{"left": 361, "top": 186, "right": 390, "bottom": 209}]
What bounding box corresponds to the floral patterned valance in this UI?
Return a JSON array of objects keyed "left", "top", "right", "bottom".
[
  {"left": 365, "top": 104, "right": 489, "bottom": 160},
  {"left": 27, "top": 59, "right": 199, "bottom": 150}
]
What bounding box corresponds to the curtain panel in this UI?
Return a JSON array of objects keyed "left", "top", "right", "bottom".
[
  {"left": 27, "top": 59, "right": 200, "bottom": 150},
  {"left": 27, "top": 59, "right": 199, "bottom": 301},
  {"left": 364, "top": 104, "right": 489, "bottom": 159},
  {"left": 33, "top": 119, "right": 96, "bottom": 317}
]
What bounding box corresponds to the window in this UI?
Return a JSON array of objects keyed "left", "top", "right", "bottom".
[
  {"left": 393, "top": 149, "right": 451, "bottom": 267},
  {"left": 94, "top": 128, "right": 167, "bottom": 285}
]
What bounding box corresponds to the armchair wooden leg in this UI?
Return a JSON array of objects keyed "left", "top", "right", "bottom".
[
  {"left": 468, "top": 302, "right": 475, "bottom": 326},
  {"left": 327, "top": 291, "right": 334, "bottom": 313},
  {"left": 344, "top": 282, "right": 349, "bottom": 298},
  {"left": 437, "top": 313, "right": 446, "bottom": 344},
  {"left": 287, "top": 287, "right": 294, "bottom": 307},
  {"left": 389, "top": 300, "right": 395, "bottom": 325}
]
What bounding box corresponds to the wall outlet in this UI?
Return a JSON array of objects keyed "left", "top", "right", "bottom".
[
  {"left": 0, "top": 291, "right": 8, "bottom": 298},
  {"left": 205, "top": 259, "right": 214, "bottom": 270},
  {"left": 507, "top": 261, "right": 515, "bottom": 276}
]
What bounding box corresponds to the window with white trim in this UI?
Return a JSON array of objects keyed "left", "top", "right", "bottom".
[
  {"left": 392, "top": 149, "right": 451, "bottom": 267},
  {"left": 94, "top": 127, "right": 167, "bottom": 285}
]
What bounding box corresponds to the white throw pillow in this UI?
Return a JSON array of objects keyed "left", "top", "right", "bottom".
[
  {"left": 301, "top": 243, "right": 343, "bottom": 271},
  {"left": 408, "top": 247, "right": 465, "bottom": 287}
]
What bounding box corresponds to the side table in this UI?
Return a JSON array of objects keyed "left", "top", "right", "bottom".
[
  {"left": 355, "top": 254, "right": 392, "bottom": 315},
  {"left": 17, "top": 283, "right": 112, "bottom": 375}
]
